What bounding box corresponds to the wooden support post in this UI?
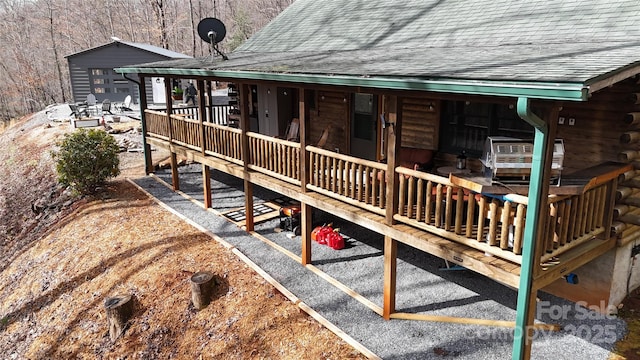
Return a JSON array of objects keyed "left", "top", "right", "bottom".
[
  {"left": 190, "top": 271, "right": 215, "bottom": 310},
  {"left": 520, "top": 287, "right": 539, "bottom": 359},
  {"left": 244, "top": 179, "right": 254, "bottom": 231},
  {"left": 170, "top": 152, "right": 179, "bottom": 191},
  {"left": 104, "top": 294, "right": 133, "bottom": 342},
  {"left": 239, "top": 83, "right": 254, "bottom": 231},
  {"left": 164, "top": 76, "right": 174, "bottom": 142},
  {"left": 301, "top": 203, "right": 312, "bottom": 265},
  {"left": 383, "top": 235, "right": 397, "bottom": 320},
  {"left": 299, "top": 88, "right": 312, "bottom": 265},
  {"left": 385, "top": 95, "right": 403, "bottom": 225},
  {"left": 382, "top": 95, "right": 402, "bottom": 321},
  {"left": 137, "top": 76, "right": 154, "bottom": 174},
  {"left": 197, "top": 79, "right": 207, "bottom": 153},
  {"left": 202, "top": 164, "right": 211, "bottom": 209}
]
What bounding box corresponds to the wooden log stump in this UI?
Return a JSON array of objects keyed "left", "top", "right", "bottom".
[
  {"left": 104, "top": 294, "right": 133, "bottom": 342},
  {"left": 190, "top": 271, "right": 215, "bottom": 310}
]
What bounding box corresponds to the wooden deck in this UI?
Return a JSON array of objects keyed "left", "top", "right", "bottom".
[{"left": 143, "top": 109, "right": 629, "bottom": 292}]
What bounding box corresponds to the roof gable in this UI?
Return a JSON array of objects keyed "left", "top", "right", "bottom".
[{"left": 66, "top": 40, "right": 191, "bottom": 59}]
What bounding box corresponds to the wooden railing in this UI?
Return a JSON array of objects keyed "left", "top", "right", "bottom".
[
  {"left": 172, "top": 106, "right": 199, "bottom": 119},
  {"left": 203, "top": 123, "right": 242, "bottom": 165},
  {"left": 538, "top": 184, "right": 609, "bottom": 263},
  {"left": 247, "top": 132, "right": 300, "bottom": 185},
  {"left": 170, "top": 114, "right": 201, "bottom": 151},
  {"left": 393, "top": 166, "right": 615, "bottom": 264},
  {"left": 145, "top": 110, "right": 170, "bottom": 140},
  {"left": 306, "top": 146, "right": 387, "bottom": 215},
  {"left": 143, "top": 108, "right": 619, "bottom": 266},
  {"left": 166, "top": 105, "right": 232, "bottom": 124}
]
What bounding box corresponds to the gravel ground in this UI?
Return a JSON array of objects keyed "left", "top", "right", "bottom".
[{"left": 134, "top": 164, "right": 627, "bottom": 359}]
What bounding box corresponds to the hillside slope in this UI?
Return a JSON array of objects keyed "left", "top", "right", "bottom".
[{"left": 0, "top": 108, "right": 364, "bottom": 359}]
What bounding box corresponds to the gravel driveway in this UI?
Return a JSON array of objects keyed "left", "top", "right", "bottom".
[{"left": 134, "top": 165, "right": 627, "bottom": 360}]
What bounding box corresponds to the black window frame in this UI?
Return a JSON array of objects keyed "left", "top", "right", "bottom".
[{"left": 439, "top": 100, "right": 534, "bottom": 158}]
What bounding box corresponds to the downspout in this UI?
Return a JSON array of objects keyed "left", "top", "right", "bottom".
[
  {"left": 123, "top": 74, "right": 151, "bottom": 174},
  {"left": 512, "top": 97, "right": 548, "bottom": 360}
]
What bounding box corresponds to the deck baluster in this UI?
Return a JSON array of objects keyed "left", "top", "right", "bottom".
[
  {"left": 465, "top": 192, "right": 476, "bottom": 238},
  {"left": 425, "top": 181, "right": 433, "bottom": 225},
  {"left": 477, "top": 196, "right": 487, "bottom": 243}
]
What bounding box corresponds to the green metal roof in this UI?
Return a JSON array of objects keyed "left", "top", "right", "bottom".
[{"left": 116, "top": 0, "right": 640, "bottom": 101}]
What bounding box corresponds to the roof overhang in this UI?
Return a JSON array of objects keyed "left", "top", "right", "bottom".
[{"left": 115, "top": 66, "right": 589, "bottom": 101}]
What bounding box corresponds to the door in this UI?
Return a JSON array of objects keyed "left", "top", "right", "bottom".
[{"left": 350, "top": 93, "right": 378, "bottom": 160}]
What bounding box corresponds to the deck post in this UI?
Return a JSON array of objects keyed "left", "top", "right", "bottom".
[
  {"left": 512, "top": 99, "right": 558, "bottom": 360},
  {"left": 202, "top": 164, "right": 212, "bottom": 209},
  {"left": 383, "top": 95, "right": 403, "bottom": 319},
  {"left": 164, "top": 76, "right": 174, "bottom": 142},
  {"left": 137, "top": 76, "right": 154, "bottom": 174},
  {"left": 197, "top": 79, "right": 207, "bottom": 153},
  {"left": 197, "top": 79, "right": 211, "bottom": 208},
  {"left": 385, "top": 95, "right": 402, "bottom": 224},
  {"left": 383, "top": 235, "right": 397, "bottom": 320},
  {"left": 239, "top": 83, "right": 254, "bottom": 231},
  {"left": 299, "top": 88, "right": 312, "bottom": 265},
  {"left": 170, "top": 152, "right": 180, "bottom": 191}
]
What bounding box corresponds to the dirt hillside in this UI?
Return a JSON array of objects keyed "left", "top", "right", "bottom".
[{"left": 0, "top": 108, "right": 365, "bottom": 359}]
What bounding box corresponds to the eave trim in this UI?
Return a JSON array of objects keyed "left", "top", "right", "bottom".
[{"left": 115, "top": 67, "right": 589, "bottom": 101}]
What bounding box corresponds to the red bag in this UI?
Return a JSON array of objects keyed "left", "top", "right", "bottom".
[
  {"left": 317, "top": 226, "right": 333, "bottom": 245},
  {"left": 327, "top": 229, "right": 345, "bottom": 250}
]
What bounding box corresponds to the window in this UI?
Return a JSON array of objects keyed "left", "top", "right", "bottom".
[{"left": 440, "top": 101, "right": 533, "bottom": 157}]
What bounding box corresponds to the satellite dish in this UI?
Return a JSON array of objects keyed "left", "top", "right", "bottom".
[
  {"left": 197, "top": 18, "right": 226, "bottom": 44},
  {"left": 197, "top": 18, "right": 228, "bottom": 60}
]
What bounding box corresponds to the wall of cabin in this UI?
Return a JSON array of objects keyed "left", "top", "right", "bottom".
[
  {"left": 400, "top": 97, "right": 440, "bottom": 151},
  {"left": 542, "top": 77, "right": 640, "bottom": 311},
  {"left": 558, "top": 78, "right": 639, "bottom": 174},
  {"left": 309, "top": 90, "right": 349, "bottom": 152}
]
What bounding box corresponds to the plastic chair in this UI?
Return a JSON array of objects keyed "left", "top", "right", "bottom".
[
  {"left": 316, "top": 125, "right": 331, "bottom": 148},
  {"left": 285, "top": 118, "right": 300, "bottom": 142},
  {"left": 86, "top": 93, "right": 97, "bottom": 115},
  {"left": 101, "top": 99, "right": 113, "bottom": 115},
  {"left": 68, "top": 103, "right": 88, "bottom": 119}
]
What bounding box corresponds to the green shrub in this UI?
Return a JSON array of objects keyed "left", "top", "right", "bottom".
[{"left": 53, "top": 129, "right": 120, "bottom": 194}]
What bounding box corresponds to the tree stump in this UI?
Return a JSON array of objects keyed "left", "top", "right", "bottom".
[
  {"left": 190, "top": 271, "right": 215, "bottom": 310},
  {"left": 104, "top": 294, "right": 133, "bottom": 342}
]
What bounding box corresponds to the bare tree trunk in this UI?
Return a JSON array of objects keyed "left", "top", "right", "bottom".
[
  {"left": 188, "top": 0, "right": 196, "bottom": 56},
  {"left": 47, "top": 0, "right": 67, "bottom": 103}
]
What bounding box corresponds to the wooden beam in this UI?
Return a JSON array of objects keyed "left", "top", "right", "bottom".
[
  {"left": 202, "top": 164, "right": 211, "bottom": 209},
  {"left": 301, "top": 203, "right": 312, "bottom": 265},
  {"left": 534, "top": 237, "right": 616, "bottom": 289},
  {"left": 391, "top": 312, "right": 559, "bottom": 331},
  {"left": 383, "top": 235, "right": 397, "bottom": 320},
  {"left": 197, "top": 79, "right": 207, "bottom": 154},
  {"left": 164, "top": 76, "right": 174, "bottom": 142},
  {"left": 170, "top": 152, "right": 179, "bottom": 191},
  {"left": 138, "top": 76, "right": 154, "bottom": 174},
  {"left": 239, "top": 83, "right": 254, "bottom": 232},
  {"left": 385, "top": 95, "right": 403, "bottom": 225},
  {"left": 299, "top": 87, "right": 313, "bottom": 265}
]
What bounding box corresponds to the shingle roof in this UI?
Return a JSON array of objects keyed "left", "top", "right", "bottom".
[
  {"left": 117, "top": 0, "right": 640, "bottom": 99},
  {"left": 234, "top": 0, "right": 640, "bottom": 83},
  {"left": 66, "top": 40, "right": 191, "bottom": 59}
]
